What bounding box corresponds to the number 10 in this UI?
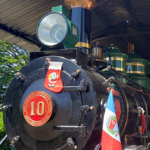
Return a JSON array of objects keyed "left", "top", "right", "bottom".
[{"left": 30, "top": 102, "right": 44, "bottom": 116}]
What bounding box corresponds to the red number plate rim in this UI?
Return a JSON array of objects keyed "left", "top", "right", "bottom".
[{"left": 23, "top": 91, "right": 53, "bottom": 127}]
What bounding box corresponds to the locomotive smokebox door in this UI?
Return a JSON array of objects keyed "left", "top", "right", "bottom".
[{"left": 3, "top": 56, "right": 97, "bottom": 150}]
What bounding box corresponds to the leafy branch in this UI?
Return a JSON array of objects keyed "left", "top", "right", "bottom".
[{"left": 0, "top": 40, "right": 29, "bottom": 103}]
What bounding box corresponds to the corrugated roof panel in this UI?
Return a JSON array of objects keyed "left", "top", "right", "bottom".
[{"left": 0, "top": 0, "right": 149, "bottom": 60}]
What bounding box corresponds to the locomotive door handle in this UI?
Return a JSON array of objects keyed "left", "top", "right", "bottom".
[
  {"left": 63, "top": 79, "right": 89, "bottom": 92},
  {"left": 53, "top": 125, "right": 87, "bottom": 137}
]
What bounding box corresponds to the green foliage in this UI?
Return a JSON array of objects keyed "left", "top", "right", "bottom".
[
  {"left": 0, "top": 40, "right": 29, "bottom": 150},
  {"left": 0, "top": 111, "right": 10, "bottom": 150},
  {"left": 0, "top": 40, "right": 29, "bottom": 103}
]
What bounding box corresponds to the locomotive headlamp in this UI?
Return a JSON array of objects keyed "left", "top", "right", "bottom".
[
  {"left": 37, "top": 12, "right": 68, "bottom": 47},
  {"left": 36, "top": 6, "right": 79, "bottom": 49}
]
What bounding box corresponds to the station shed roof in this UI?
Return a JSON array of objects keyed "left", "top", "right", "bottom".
[{"left": 0, "top": 0, "right": 150, "bottom": 61}]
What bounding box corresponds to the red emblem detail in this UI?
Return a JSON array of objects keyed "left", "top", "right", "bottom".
[
  {"left": 44, "top": 59, "right": 63, "bottom": 93},
  {"left": 23, "top": 91, "right": 53, "bottom": 127},
  {"left": 109, "top": 119, "right": 117, "bottom": 130},
  {"left": 108, "top": 88, "right": 120, "bottom": 96},
  {"left": 115, "top": 99, "right": 121, "bottom": 122}
]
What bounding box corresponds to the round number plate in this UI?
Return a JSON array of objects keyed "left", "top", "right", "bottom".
[{"left": 23, "top": 91, "right": 53, "bottom": 127}]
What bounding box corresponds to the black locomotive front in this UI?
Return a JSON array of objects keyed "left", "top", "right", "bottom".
[
  {"left": 3, "top": 49, "right": 150, "bottom": 150},
  {"left": 3, "top": 54, "right": 111, "bottom": 150}
]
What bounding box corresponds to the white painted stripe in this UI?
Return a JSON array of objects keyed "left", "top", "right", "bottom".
[
  {"left": 103, "top": 108, "right": 121, "bottom": 142},
  {"left": 48, "top": 62, "right": 63, "bottom": 70}
]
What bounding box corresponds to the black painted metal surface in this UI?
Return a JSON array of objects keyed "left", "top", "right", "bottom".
[
  {"left": 70, "top": 8, "right": 91, "bottom": 53},
  {"left": 3, "top": 56, "right": 110, "bottom": 150},
  {"left": 4, "top": 51, "right": 150, "bottom": 149}
]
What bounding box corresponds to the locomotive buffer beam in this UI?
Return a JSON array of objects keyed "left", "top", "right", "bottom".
[
  {"left": 63, "top": 79, "right": 89, "bottom": 92},
  {"left": 53, "top": 125, "right": 87, "bottom": 137}
]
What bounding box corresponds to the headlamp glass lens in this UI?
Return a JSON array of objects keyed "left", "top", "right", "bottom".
[
  {"left": 50, "top": 24, "right": 66, "bottom": 42},
  {"left": 37, "top": 13, "right": 68, "bottom": 46}
]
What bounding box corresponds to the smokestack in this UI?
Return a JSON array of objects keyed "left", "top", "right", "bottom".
[{"left": 65, "top": 0, "right": 97, "bottom": 54}]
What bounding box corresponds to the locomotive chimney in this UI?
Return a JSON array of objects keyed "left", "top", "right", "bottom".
[{"left": 65, "top": 0, "right": 97, "bottom": 54}]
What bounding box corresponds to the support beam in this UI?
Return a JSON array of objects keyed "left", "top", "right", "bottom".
[
  {"left": 92, "top": 22, "right": 127, "bottom": 39},
  {"left": 92, "top": 31, "right": 150, "bottom": 42},
  {"left": 129, "top": 25, "right": 150, "bottom": 32},
  {"left": 121, "top": 0, "right": 150, "bottom": 49},
  {"left": 92, "top": 24, "right": 150, "bottom": 41},
  {"left": 0, "top": 23, "right": 41, "bottom": 47}
]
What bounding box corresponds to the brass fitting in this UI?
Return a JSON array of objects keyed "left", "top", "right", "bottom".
[
  {"left": 124, "top": 135, "right": 129, "bottom": 148},
  {"left": 107, "top": 87, "right": 110, "bottom": 92},
  {"left": 2, "top": 105, "right": 11, "bottom": 110},
  {"left": 138, "top": 126, "right": 142, "bottom": 134},
  {"left": 137, "top": 108, "right": 142, "bottom": 117},
  {"left": 96, "top": 41, "right": 100, "bottom": 45},
  {"left": 46, "top": 58, "right": 49, "bottom": 61},
  {"left": 76, "top": 70, "right": 81, "bottom": 74},
  {"left": 65, "top": 0, "right": 97, "bottom": 11},
  {"left": 124, "top": 136, "right": 128, "bottom": 146},
  {"left": 74, "top": 145, "right": 77, "bottom": 149},
  {"left": 89, "top": 106, "right": 94, "bottom": 111},
  {"left": 2, "top": 106, "right": 6, "bottom": 109},
  {"left": 16, "top": 72, "right": 20, "bottom": 76}
]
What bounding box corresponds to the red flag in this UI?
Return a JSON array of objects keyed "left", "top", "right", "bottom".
[{"left": 101, "top": 90, "right": 122, "bottom": 150}]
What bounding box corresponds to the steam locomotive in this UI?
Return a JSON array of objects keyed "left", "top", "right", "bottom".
[{"left": 1, "top": 0, "right": 150, "bottom": 150}]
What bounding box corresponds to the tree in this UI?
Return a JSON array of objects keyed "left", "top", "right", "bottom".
[
  {"left": 0, "top": 40, "right": 29, "bottom": 103},
  {"left": 0, "top": 40, "right": 29, "bottom": 149}
]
